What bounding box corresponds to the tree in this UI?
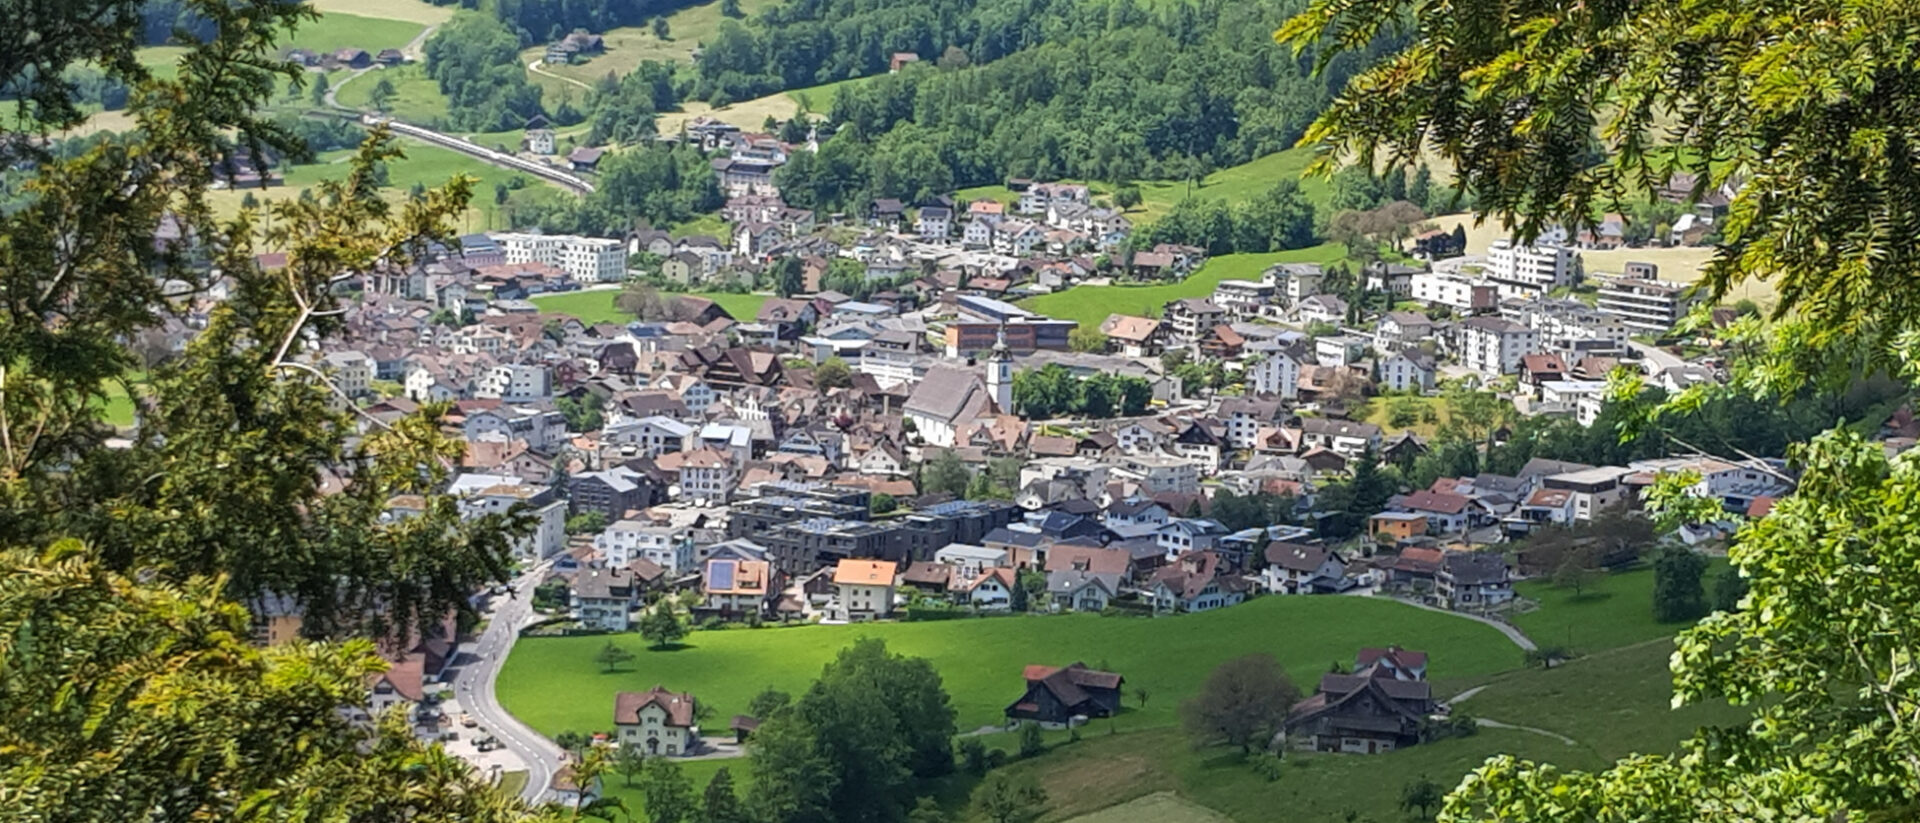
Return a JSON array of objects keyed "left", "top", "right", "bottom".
[
  {"left": 870, "top": 493, "right": 897, "bottom": 515},
  {"left": 747, "top": 639, "right": 956, "bottom": 823},
  {"left": 1114, "top": 185, "right": 1142, "bottom": 210},
  {"left": 747, "top": 687, "right": 791, "bottom": 719},
  {"left": 921, "top": 449, "right": 971, "bottom": 496},
  {"left": 1017, "top": 722, "right": 1045, "bottom": 757},
  {"left": 367, "top": 76, "right": 396, "bottom": 112},
  {"left": 1069, "top": 327, "right": 1109, "bottom": 353},
  {"left": 1133, "top": 685, "right": 1151, "bottom": 709},
  {"left": 639, "top": 756, "right": 697, "bottom": 823},
  {"left": 1278, "top": 0, "right": 1920, "bottom": 390},
  {"left": 958, "top": 737, "right": 989, "bottom": 775},
  {"left": 700, "top": 767, "right": 746, "bottom": 823},
  {"left": 1651, "top": 544, "right": 1710, "bottom": 624},
  {"left": 594, "top": 639, "right": 635, "bottom": 673},
  {"left": 907, "top": 797, "right": 947, "bottom": 823},
  {"left": 640, "top": 604, "right": 688, "bottom": 649},
  {"left": 814, "top": 357, "right": 852, "bottom": 389},
  {"left": 1712, "top": 566, "right": 1748, "bottom": 613},
  {"left": 617, "top": 281, "right": 668, "bottom": 320},
  {"left": 615, "top": 744, "right": 647, "bottom": 787},
  {"left": 1180, "top": 653, "right": 1300, "bottom": 753},
  {"left": 652, "top": 16, "right": 670, "bottom": 39},
  {"left": 1400, "top": 775, "right": 1443, "bottom": 820},
  {"left": 770, "top": 256, "right": 805, "bottom": 297},
  {"left": 973, "top": 773, "right": 1048, "bottom": 823},
  {"left": 310, "top": 70, "right": 330, "bottom": 105},
  {"left": 566, "top": 510, "right": 608, "bottom": 536},
  {"left": 719, "top": 0, "right": 742, "bottom": 17}
]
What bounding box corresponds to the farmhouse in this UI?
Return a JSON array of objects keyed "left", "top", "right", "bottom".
[
  {"left": 613, "top": 686, "right": 699, "bottom": 756},
  {"left": 1005, "top": 662, "right": 1125, "bottom": 725}
]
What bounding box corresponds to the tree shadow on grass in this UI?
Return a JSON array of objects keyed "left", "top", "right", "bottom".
[
  {"left": 644, "top": 642, "right": 695, "bottom": 652},
  {"left": 1563, "top": 591, "right": 1615, "bottom": 605}
]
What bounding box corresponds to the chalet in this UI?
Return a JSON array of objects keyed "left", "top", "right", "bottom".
[
  {"left": 1436, "top": 551, "right": 1513, "bottom": 610},
  {"left": 889, "top": 52, "right": 921, "bottom": 72},
  {"left": 1260, "top": 542, "right": 1347, "bottom": 594},
  {"left": 332, "top": 48, "right": 371, "bottom": 69},
  {"left": 376, "top": 48, "right": 406, "bottom": 67},
  {"left": 1004, "top": 662, "right": 1124, "bottom": 725},
  {"left": 568, "top": 146, "right": 606, "bottom": 173},
  {"left": 1284, "top": 649, "right": 1435, "bottom": 754},
  {"left": 1144, "top": 550, "right": 1247, "bottom": 613}
]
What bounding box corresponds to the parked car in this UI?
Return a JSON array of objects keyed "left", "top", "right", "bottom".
[{"left": 460, "top": 713, "right": 477, "bottom": 728}]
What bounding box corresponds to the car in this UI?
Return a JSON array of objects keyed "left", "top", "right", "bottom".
[{"left": 460, "top": 713, "right": 477, "bottom": 728}]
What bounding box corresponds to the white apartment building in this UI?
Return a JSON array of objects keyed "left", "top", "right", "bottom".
[
  {"left": 1509, "top": 299, "right": 1630, "bottom": 355},
  {"left": 1247, "top": 350, "right": 1302, "bottom": 400},
  {"left": 678, "top": 448, "right": 736, "bottom": 504},
  {"left": 597, "top": 520, "right": 694, "bottom": 572},
  {"left": 494, "top": 232, "right": 626, "bottom": 282},
  {"left": 604, "top": 416, "right": 693, "bottom": 457},
  {"left": 1411, "top": 271, "right": 1498, "bottom": 312},
  {"left": 1593, "top": 263, "right": 1696, "bottom": 333},
  {"left": 447, "top": 473, "right": 567, "bottom": 559},
  {"left": 1210, "top": 280, "right": 1275, "bottom": 318},
  {"left": 1264, "top": 263, "right": 1324, "bottom": 304},
  {"left": 477, "top": 363, "right": 552, "bottom": 403},
  {"left": 1539, "top": 466, "right": 1635, "bottom": 521},
  {"left": 1459, "top": 316, "right": 1540, "bottom": 376},
  {"left": 1110, "top": 453, "right": 1200, "bottom": 495},
  {"left": 1486, "top": 237, "right": 1576, "bottom": 300}
]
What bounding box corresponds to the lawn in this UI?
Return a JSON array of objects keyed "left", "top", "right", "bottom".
[
  {"left": 496, "top": 595, "right": 1520, "bottom": 739},
  {"left": 1016, "top": 244, "right": 1346, "bottom": 329},
  {"left": 1065, "top": 792, "right": 1229, "bottom": 823},
  {"left": 522, "top": 0, "right": 781, "bottom": 86},
  {"left": 283, "top": 12, "right": 426, "bottom": 54},
  {"left": 1357, "top": 394, "right": 1455, "bottom": 438},
  {"left": 310, "top": 0, "right": 453, "bottom": 26},
  {"left": 334, "top": 63, "right": 450, "bottom": 123},
  {"left": 530, "top": 289, "right": 769, "bottom": 324},
  {"left": 495, "top": 770, "right": 528, "bottom": 799},
  {"left": 1512, "top": 561, "right": 1732, "bottom": 656},
  {"left": 957, "top": 146, "right": 1332, "bottom": 225},
  {"left": 991, "top": 640, "right": 1750, "bottom": 823},
  {"left": 785, "top": 75, "right": 882, "bottom": 114}
]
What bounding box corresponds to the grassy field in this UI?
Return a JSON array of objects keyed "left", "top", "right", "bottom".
[
  {"left": 989, "top": 640, "right": 1749, "bottom": 823},
  {"left": 1357, "top": 394, "right": 1456, "bottom": 438},
  {"left": 522, "top": 0, "right": 780, "bottom": 87},
  {"left": 283, "top": 12, "right": 426, "bottom": 54},
  {"left": 1512, "top": 561, "right": 1732, "bottom": 656},
  {"left": 1016, "top": 244, "right": 1345, "bottom": 329},
  {"left": 529, "top": 289, "right": 770, "bottom": 324},
  {"left": 958, "top": 147, "right": 1331, "bottom": 225},
  {"left": 1065, "top": 792, "right": 1230, "bottom": 823},
  {"left": 785, "top": 75, "right": 882, "bottom": 115},
  {"left": 497, "top": 595, "right": 1519, "bottom": 739},
  {"left": 335, "top": 64, "right": 450, "bottom": 123},
  {"left": 310, "top": 0, "right": 453, "bottom": 26}
]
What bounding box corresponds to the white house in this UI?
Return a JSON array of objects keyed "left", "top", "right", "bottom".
[
  {"left": 596, "top": 520, "right": 693, "bottom": 572},
  {"left": 1380, "top": 350, "right": 1437, "bottom": 393},
  {"left": 677, "top": 448, "right": 736, "bottom": 504},
  {"left": 614, "top": 686, "right": 698, "bottom": 756},
  {"left": 1247, "top": 350, "right": 1303, "bottom": 400},
  {"left": 569, "top": 567, "right": 639, "bottom": 631},
  {"left": 1260, "top": 542, "right": 1347, "bottom": 594},
  {"left": 833, "top": 558, "right": 899, "bottom": 620},
  {"left": 1459, "top": 316, "right": 1539, "bottom": 376}
]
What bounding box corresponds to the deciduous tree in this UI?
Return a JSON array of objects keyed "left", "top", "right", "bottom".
[{"left": 1180, "top": 653, "right": 1300, "bottom": 753}]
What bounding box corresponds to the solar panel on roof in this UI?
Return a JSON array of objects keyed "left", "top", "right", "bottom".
[{"left": 709, "top": 560, "right": 736, "bottom": 590}]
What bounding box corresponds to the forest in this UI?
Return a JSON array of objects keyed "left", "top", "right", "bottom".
[{"left": 763, "top": 0, "right": 1401, "bottom": 212}]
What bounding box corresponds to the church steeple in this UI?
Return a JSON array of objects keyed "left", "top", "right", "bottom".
[{"left": 987, "top": 324, "right": 1013, "bottom": 414}]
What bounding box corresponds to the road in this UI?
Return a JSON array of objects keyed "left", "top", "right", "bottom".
[
  {"left": 324, "top": 22, "right": 440, "bottom": 109},
  {"left": 528, "top": 59, "right": 593, "bottom": 91},
  {"left": 453, "top": 564, "right": 562, "bottom": 806},
  {"left": 1626, "top": 339, "right": 1684, "bottom": 374}
]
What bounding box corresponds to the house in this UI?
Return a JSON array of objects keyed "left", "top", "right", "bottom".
[
  {"left": 917, "top": 206, "right": 952, "bottom": 239},
  {"left": 1436, "top": 551, "right": 1513, "bottom": 610},
  {"left": 889, "top": 52, "right": 920, "bottom": 72},
  {"left": 678, "top": 448, "right": 737, "bottom": 504},
  {"left": 614, "top": 686, "right": 699, "bottom": 756},
  {"left": 1004, "top": 662, "right": 1124, "bottom": 725},
  {"left": 1284, "top": 652, "right": 1435, "bottom": 754},
  {"left": 548, "top": 764, "right": 601, "bottom": 808},
  {"left": 701, "top": 557, "right": 777, "bottom": 617},
  {"left": 1296, "top": 294, "right": 1349, "bottom": 326},
  {"left": 1261, "top": 542, "right": 1347, "bottom": 594},
  {"left": 568, "top": 146, "right": 606, "bottom": 173},
  {"left": 1099, "top": 315, "right": 1163, "bottom": 357},
  {"left": 1162, "top": 299, "right": 1227, "bottom": 346},
  {"left": 332, "top": 48, "right": 371, "bottom": 69},
  {"left": 833, "top": 558, "right": 899, "bottom": 621},
  {"left": 1380, "top": 350, "right": 1437, "bottom": 393},
  {"left": 1393, "top": 490, "right": 1472, "bottom": 534},
  {"left": 1247, "top": 348, "right": 1306, "bottom": 400},
  {"left": 1045, "top": 569, "right": 1121, "bottom": 611},
  {"left": 376, "top": 48, "right": 406, "bottom": 67},
  {"left": 951, "top": 567, "right": 1017, "bottom": 611},
  {"left": 569, "top": 567, "right": 640, "bottom": 631},
  {"left": 1298, "top": 418, "right": 1383, "bottom": 457},
  {"left": 1144, "top": 550, "right": 1247, "bottom": 613},
  {"left": 1369, "top": 511, "right": 1428, "bottom": 543},
  {"left": 1356, "top": 646, "right": 1428, "bottom": 680}
]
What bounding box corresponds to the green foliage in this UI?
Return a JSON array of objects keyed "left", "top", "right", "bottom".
[
  {"left": 1181, "top": 653, "right": 1301, "bottom": 753},
  {"left": 747, "top": 639, "right": 956, "bottom": 823},
  {"left": 557, "top": 391, "right": 607, "bottom": 432},
  {"left": 920, "top": 450, "right": 971, "bottom": 496},
  {"left": 1211, "top": 488, "right": 1297, "bottom": 532},
  {"left": 972, "top": 772, "right": 1048, "bottom": 823},
  {"left": 1312, "top": 448, "right": 1396, "bottom": 538},
  {"left": 1012, "top": 364, "right": 1152, "bottom": 419},
  {"left": 640, "top": 756, "right": 697, "bottom": 823},
  {"left": 700, "top": 767, "right": 747, "bottom": 823},
  {"left": 1068, "top": 326, "right": 1108, "bottom": 354},
  {"left": 641, "top": 603, "right": 689, "bottom": 649},
  {"left": 1651, "top": 545, "right": 1710, "bottom": 624},
  {"left": 814, "top": 357, "right": 852, "bottom": 390},
  {"left": 423, "top": 13, "right": 546, "bottom": 131},
  {"left": 1017, "top": 722, "right": 1046, "bottom": 758},
  {"left": 528, "top": 143, "right": 722, "bottom": 234},
  {"left": 870, "top": 493, "right": 897, "bottom": 515},
  {"left": 594, "top": 640, "right": 635, "bottom": 672},
  {"left": 747, "top": 687, "right": 792, "bottom": 719},
  {"left": 958, "top": 737, "right": 989, "bottom": 775},
  {"left": 1280, "top": 0, "right": 1920, "bottom": 389},
  {"left": 587, "top": 61, "right": 677, "bottom": 146},
  {"left": 1150, "top": 181, "right": 1319, "bottom": 255}
]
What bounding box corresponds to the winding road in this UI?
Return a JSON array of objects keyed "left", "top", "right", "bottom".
[
  {"left": 454, "top": 564, "right": 562, "bottom": 805},
  {"left": 528, "top": 59, "right": 593, "bottom": 92}
]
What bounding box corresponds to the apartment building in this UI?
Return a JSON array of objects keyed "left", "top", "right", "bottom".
[
  {"left": 1411, "top": 271, "right": 1499, "bottom": 313},
  {"left": 1485, "top": 237, "right": 1576, "bottom": 300},
  {"left": 1593, "top": 262, "right": 1697, "bottom": 333},
  {"left": 1459, "top": 316, "right": 1540, "bottom": 376},
  {"left": 494, "top": 232, "right": 626, "bottom": 282}
]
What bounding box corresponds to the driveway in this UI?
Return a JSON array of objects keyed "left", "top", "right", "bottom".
[{"left": 450, "top": 563, "right": 561, "bottom": 805}]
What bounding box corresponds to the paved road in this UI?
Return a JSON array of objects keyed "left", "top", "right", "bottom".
[
  {"left": 324, "top": 23, "right": 440, "bottom": 108},
  {"left": 453, "top": 564, "right": 561, "bottom": 806},
  {"left": 1372, "top": 594, "right": 1539, "bottom": 651},
  {"left": 1626, "top": 339, "right": 1684, "bottom": 375}
]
